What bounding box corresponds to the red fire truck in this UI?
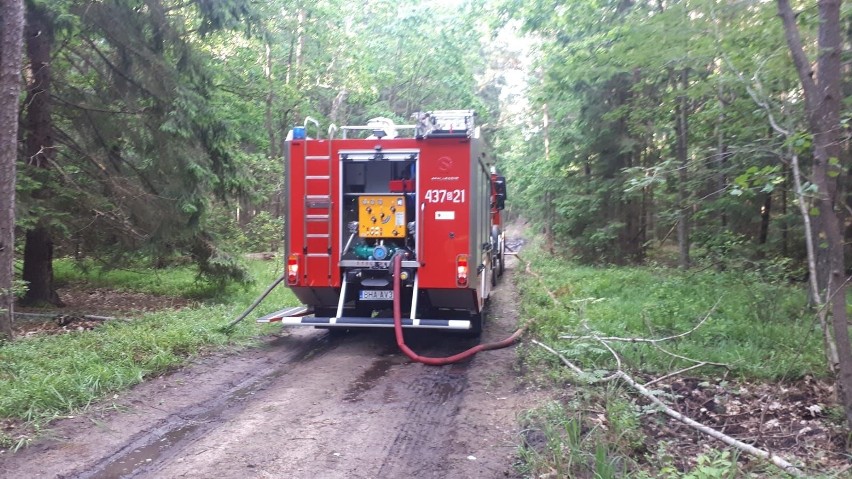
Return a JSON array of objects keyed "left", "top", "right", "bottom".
[{"left": 258, "top": 110, "right": 507, "bottom": 335}]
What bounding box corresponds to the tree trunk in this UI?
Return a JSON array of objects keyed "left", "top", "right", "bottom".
[
  {"left": 0, "top": 0, "right": 25, "bottom": 341},
  {"left": 542, "top": 104, "right": 555, "bottom": 254},
  {"left": 21, "top": 226, "right": 61, "bottom": 306},
  {"left": 264, "top": 41, "right": 278, "bottom": 161},
  {"left": 778, "top": 0, "right": 852, "bottom": 426},
  {"left": 792, "top": 151, "right": 838, "bottom": 370},
  {"left": 543, "top": 191, "right": 555, "bottom": 255},
  {"left": 758, "top": 193, "right": 771, "bottom": 246},
  {"left": 781, "top": 163, "right": 789, "bottom": 257},
  {"left": 713, "top": 95, "right": 728, "bottom": 230},
  {"left": 294, "top": 8, "right": 305, "bottom": 87},
  {"left": 329, "top": 89, "right": 348, "bottom": 125},
  {"left": 675, "top": 68, "right": 690, "bottom": 269},
  {"left": 20, "top": 1, "right": 60, "bottom": 306}
]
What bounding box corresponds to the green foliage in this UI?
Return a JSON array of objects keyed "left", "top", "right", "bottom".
[
  {"left": 329, "top": 0, "right": 490, "bottom": 122},
  {"left": 20, "top": 0, "right": 274, "bottom": 286},
  {"left": 496, "top": 0, "right": 825, "bottom": 271},
  {"left": 516, "top": 397, "right": 640, "bottom": 478},
  {"left": 684, "top": 451, "right": 738, "bottom": 479},
  {"left": 0, "top": 305, "right": 275, "bottom": 422},
  {"left": 1, "top": 280, "right": 30, "bottom": 302},
  {"left": 659, "top": 450, "right": 739, "bottom": 479},
  {"left": 52, "top": 256, "right": 294, "bottom": 302},
  {"left": 242, "top": 211, "right": 284, "bottom": 253}
]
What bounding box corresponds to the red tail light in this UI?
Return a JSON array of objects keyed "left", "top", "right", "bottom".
[
  {"left": 287, "top": 254, "right": 299, "bottom": 285},
  {"left": 456, "top": 254, "right": 468, "bottom": 287}
]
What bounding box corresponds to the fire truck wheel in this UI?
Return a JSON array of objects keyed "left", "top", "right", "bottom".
[
  {"left": 310, "top": 308, "right": 349, "bottom": 336},
  {"left": 461, "top": 310, "right": 485, "bottom": 338},
  {"left": 316, "top": 326, "right": 350, "bottom": 337}
]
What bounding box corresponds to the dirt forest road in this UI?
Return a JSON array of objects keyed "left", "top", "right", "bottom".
[{"left": 0, "top": 251, "right": 533, "bottom": 479}]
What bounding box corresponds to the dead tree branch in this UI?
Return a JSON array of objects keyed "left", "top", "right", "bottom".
[
  {"left": 561, "top": 298, "right": 720, "bottom": 344},
  {"left": 534, "top": 340, "right": 806, "bottom": 477}
]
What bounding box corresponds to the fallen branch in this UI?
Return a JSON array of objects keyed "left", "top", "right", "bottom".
[
  {"left": 534, "top": 340, "right": 805, "bottom": 477},
  {"left": 521, "top": 249, "right": 804, "bottom": 475},
  {"left": 642, "top": 362, "right": 709, "bottom": 388},
  {"left": 615, "top": 369, "right": 804, "bottom": 477},
  {"left": 650, "top": 343, "right": 729, "bottom": 369},
  {"left": 522, "top": 255, "right": 563, "bottom": 307},
  {"left": 561, "top": 298, "right": 721, "bottom": 344},
  {"left": 532, "top": 339, "right": 585, "bottom": 376}
]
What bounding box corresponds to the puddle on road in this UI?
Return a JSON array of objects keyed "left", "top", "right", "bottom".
[
  {"left": 84, "top": 377, "right": 274, "bottom": 479},
  {"left": 343, "top": 357, "right": 400, "bottom": 402},
  {"left": 90, "top": 420, "right": 205, "bottom": 479}
]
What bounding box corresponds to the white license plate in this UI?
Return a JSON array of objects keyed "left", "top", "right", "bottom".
[{"left": 359, "top": 290, "right": 394, "bottom": 301}]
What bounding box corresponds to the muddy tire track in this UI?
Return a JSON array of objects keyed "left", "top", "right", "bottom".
[
  {"left": 77, "top": 334, "right": 340, "bottom": 479},
  {"left": 375, "top": 364, "right": 469, "bottom": 478}
]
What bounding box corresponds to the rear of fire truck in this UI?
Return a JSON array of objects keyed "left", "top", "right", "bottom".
[{"left": 258, "top": 110, "right": 507, "bottom": 335}]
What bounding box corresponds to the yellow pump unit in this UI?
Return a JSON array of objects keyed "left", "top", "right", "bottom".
[{"left": 357, "top": 195, "right": 407, "bottom": 238}]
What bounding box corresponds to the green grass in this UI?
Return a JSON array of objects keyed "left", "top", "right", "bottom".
[
  {"left": 1, "top": 258, "right": 298, "bottom": 448},
  {"left": 50, "top": 257, "right": 299, "bottom": 308},
  {"left": 53, "top": 257, "right": 268, "bottom": 300},
  {"left": 516, "top": 397, "right": 637, "bottom": 478},
  {"left": 514, "top": 239, "right": 827, "bottom": 478},
  {"left": 516, "top": 243, "right": 822, "bottom": 381}
]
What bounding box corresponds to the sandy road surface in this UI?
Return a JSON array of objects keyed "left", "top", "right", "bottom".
[{"left": 0, "top": 254, "right": 531, "bottom": 479}]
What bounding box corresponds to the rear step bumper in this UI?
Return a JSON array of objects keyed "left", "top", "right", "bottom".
[
  {"left": 257, "top": 307, "right": 472, "bottom": 330},
  {"left": 256, "top": 306, "right": 313, "bottom": 322}
]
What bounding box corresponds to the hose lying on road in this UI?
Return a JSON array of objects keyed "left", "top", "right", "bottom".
[{"left": 391, "top": 254, "right": 524, "bottom": 366}]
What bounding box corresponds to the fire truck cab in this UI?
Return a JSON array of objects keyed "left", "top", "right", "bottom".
[{"left": 259, "top": 110, "right": 507, "bottom": 335}]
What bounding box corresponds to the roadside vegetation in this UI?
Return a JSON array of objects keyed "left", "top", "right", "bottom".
[
  {"left": 0, "top": 258, "right": 297, "bottom": 451},
  {"left": 513, "top": 239, "right": 839, "bottom": 478}
]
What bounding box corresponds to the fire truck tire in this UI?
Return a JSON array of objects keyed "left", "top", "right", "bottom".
[
  {"left": 313, "top": 307, "right": 338, "bottom": 318},
  {"left": 310, "top": 307, "right": 349, "bottom": 335},
  {"left": 461, "top": 310, "right": 485, "bottom": 338},
  {"left": 317, "top": 326, "right": 351, "bottom": 337}
]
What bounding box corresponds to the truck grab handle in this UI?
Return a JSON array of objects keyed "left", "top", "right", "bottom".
[{"left": 303, "top": 116, "right": 321, "bottom": 140}]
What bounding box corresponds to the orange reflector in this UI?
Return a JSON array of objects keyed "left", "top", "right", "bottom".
[{"left": 287, "top": 254, "right": 299, "bottom": 285}]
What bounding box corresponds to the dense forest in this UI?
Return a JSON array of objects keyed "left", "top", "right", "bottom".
[
  {"left": 0, "top": 0, "right": 850, "bottom": 437},
  {"left": 497, "top": 0, "right": 852, "bottom": 427},
  {"left": 0, "top": 0, "right": 851, "bottom": 474}
]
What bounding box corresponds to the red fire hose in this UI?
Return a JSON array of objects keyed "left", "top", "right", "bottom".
[{"left": 392, "top": 254, "right": 523, "bottom": 365}]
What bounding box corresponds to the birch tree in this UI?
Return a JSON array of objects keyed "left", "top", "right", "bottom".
[{"left": 776, "top": 0, "right": 852, "bottom": 425}]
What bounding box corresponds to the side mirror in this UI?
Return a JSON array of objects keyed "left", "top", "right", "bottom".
[{"left": 495, "top": 176, "right": 507, "bottom": 210}]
